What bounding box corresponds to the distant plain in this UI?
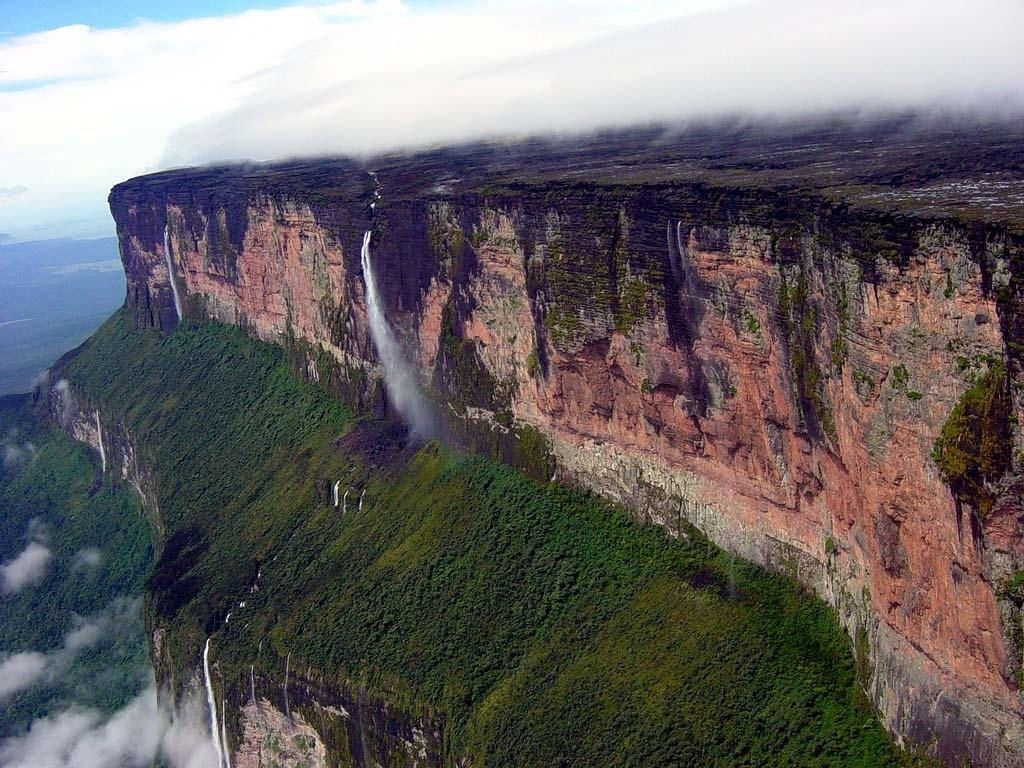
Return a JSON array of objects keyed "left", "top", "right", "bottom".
[{"left": 0, "top": 238, "right": 125, "bottom": 395}]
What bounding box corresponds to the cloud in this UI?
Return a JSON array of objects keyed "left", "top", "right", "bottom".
[
  {"left": 2, "top": 428, "right": 38, "bottom": 469},
  {"left": 0, "top": 597, "right": 138, "bottom": 700},
  {"left": 0, "top": 0, "right": 404, "bottom": 238},
  {"left": 0, "top": 652, "right": 50, "bottom": 698},
  {"left": 2, "top": 441, "right": 38, "bottom": 469},
  {"left": 1, "top": 0, "right": 1022, "bottom": 237},
  {"left": 0, "top": 541, "right": 52, "bottom": 595},
  {"left": 72, "top": 547, "right": 104, "bottom": 571},
  {"left": 0, "top": 684, "right": 217, "bottom": 768},
  {"left": 165, "top": 0, "right": 1024, "bottom": 164},
  {"left": 0, "top": 185, "right": 28, "bottom": 198}
]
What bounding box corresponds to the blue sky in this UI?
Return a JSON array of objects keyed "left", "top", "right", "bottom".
[{"left": 0, "top": 0, "right": 297, "bottom": 37}]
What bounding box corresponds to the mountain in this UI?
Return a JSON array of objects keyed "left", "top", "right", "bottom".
[{"left": 40, "top": 116, "right": 1024, "bottom": 766}]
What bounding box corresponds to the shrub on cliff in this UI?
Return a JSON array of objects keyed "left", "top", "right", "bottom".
[{"left": 932, "top": 357, "right": 1012, "bottom": 517}]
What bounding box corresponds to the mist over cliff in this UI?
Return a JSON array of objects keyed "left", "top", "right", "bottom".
[
  {"left": 164, "top": 0, "right": 1024, "bottom": 164},
  {"left": 4, "top": 0, "right": 1024, "bottom": 239}
]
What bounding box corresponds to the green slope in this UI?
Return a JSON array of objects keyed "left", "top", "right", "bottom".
[
  {"left": 60, "top": 309, "right": 934, "bottom": 766},
  {"left": 0, "top": 395, "right": 152, "bottom": 737}
]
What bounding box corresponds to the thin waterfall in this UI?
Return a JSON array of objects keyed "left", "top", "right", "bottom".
[
  {"left": 164, "top": 225, "right": 184, "bottom": 321},
  {"left": 94, "top": 411, "right": 106, "bottom": 473},
  {"left": 283, "top": 653, "right": 291, "bottom": 721},
  {"left": 360, "top": 230, "right": 434, "bottom": 437},
  {"left": 332, "top": 480, "right": 340, "bottom": 508},
  {"left": 221, "top": 699, "right": 232, "bottom": 768},
  {"left": 203, "top": 638, "right": 225, "bottom": 768},
  {"left": 342, "top": 489, "right": 349, "bottom": 515}
]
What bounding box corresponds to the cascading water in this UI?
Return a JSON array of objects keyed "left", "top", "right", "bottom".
[
  {"left": 163, "top": 225, "right": 184, "bottom": 321},
  {"left": 94, "top": 411, "right": 106, "bottom": 473},
  {"left": 283, "top": 653, "right": 291, "bottom": 720},
  {"left": 203, "top": 638, "right": 225, "bottom": 768},
  {"left": 360, "top": 230, "right": 434, "bottom": 437},
  {"left": 221, "top": 700, "right": 232, "bottom": 768}
]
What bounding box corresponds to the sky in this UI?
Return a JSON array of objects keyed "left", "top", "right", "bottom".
[{"left": 1, "top": 0, "right": 1022, "bottom": 241}]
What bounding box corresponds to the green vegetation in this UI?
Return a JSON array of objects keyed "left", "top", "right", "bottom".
[
  {"left": 891, "top": 364, "right": 910, "bottom": 391},
  {"left": 525, "top": 350, "right": 540, "bottom": 379},
  {"left": 829, "top": 279, "right": 850, "bottom": 373},
  {"left": 61, "top": 309, "right": 351, "bottom": 647},
  {"left": 932, "top": 357, "right": 1013, "bottom": 518},
  {"left": 0, "top": 395, "right": 152, "bottom": 737},
  {"left": 777, "top": 268, "right": 837, "bottom": 442},
  {"left": 999, "top": 571, "right": 1024, "bottom": 603},
  {"left": 741, "top": 307, "right": 761, "bottom": 338},
  {"left": 52, "top": 309, "right": 938, "bottom": 766},
  {"left": 540, "top": 201, "right": 662, "bottom": 350}
]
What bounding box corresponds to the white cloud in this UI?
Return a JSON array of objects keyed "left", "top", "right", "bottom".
[
  {"left": 0, "top": 541, "right": 52, "bottom": 595},
  {"left": 72, "top": 547, "right": 104, "bottom": 571},
  {"left": 0, "top": 598, "right": 138, "bottom": 700},
  {"left": 0, "top": 0, "right": 405, "bottom": 238},
  {"left": 168, "top": 0, "right": 1024, "bottom": 164},
  {"left": 0, "top": 684, "right": 217, "bottom": 768},
  {"left": 0, "top": 0, "right": 1022, "bottom": 238},
  {"left": 0, "top": 652, "right": 50, "bottom": 698},
  {"left": 2, "top": 438, "right": 37, "bottom": 469}
]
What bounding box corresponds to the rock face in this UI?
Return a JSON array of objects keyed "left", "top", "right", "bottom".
[
  {"left": 228, "top": 670, "right": 444, "bottom": 768},
  {"left": 108, "top": 124, "right": 1024, "bottom": 766},
  {"left": 48, "top": 376, "right": 164, "bottom": 538}
]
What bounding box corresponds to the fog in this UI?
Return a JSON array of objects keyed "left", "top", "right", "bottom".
[
  {"left": 165, "top": 0, "right": 1024, "bottom": 165},
  {"left": 0, "top": 684, "right": 218, "bottom": 768},
  {"left": 0, "top": 598, "right": 139, "bottom": 700}
]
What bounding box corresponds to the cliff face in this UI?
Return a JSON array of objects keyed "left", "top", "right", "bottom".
[{"left": 109, "top": 124, "right": 1024, "bottom": 766}]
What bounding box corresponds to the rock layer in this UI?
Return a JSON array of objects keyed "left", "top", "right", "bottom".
[{"left": 108, "top": 127, "right": 1024, "bottom": 766}]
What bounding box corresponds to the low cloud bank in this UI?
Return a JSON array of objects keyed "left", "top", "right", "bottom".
[
  {"left": 0, "top": 597, "right": 139, "bottom": 700},
  {"left": 3, "top": 0, "right": 1022, "bottom": 239},
  {"left": 164, "top": 0, "right": 1024, "bottom": 165},
  {"left": 0, "top": 684, "right": 218, "bottom": 768}
]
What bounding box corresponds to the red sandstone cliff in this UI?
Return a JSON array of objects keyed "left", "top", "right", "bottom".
[{"left": 108, "top": 125, "right": 1024, "bottom": 766}]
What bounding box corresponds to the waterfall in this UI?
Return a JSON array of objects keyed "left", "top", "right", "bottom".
[
  {"left": 360, "top": 230, "right": 434, "bottom": 437},
  {"left": 358, "top": 489, "right": 365, "bottom": 513},
  {"left": 94, "top": 411, "right": 106, "bottom": 473},
  {"left": 342, "top": 489, "right": 349, "bottom": 515},
  {"left": 163, "top": 225, "right": 184, "bottom": 321},
  {"left": 203, "top": 638, "right": 225, "bottom": 768},
  {"left": 332, "top": 480, "right": 340, "bottom": 508},
  {"left": 221, "top": 699, "right": 232, "bottom": 768},
  {"left": 283, "top": 653, "right": 291, "bottom": 721}
]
